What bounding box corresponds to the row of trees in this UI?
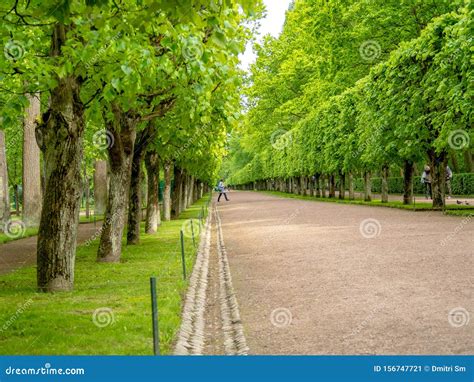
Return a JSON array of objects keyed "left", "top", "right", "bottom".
[
  {"left": 224, "top": 0, "right": 472, "bottom": 207},
  {"left": 0, "top": 0, "right": 262, "bottom": 292}
]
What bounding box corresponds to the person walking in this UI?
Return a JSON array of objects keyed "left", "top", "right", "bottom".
[
  {"left": 217, "top": 179, "right": 229, "bottom": 202},
  {"left": 421, "top": 165, "right": 432, "bottom": 199},
  {"left": 446, "top": 165, "right": 453, "bottom": 199}
]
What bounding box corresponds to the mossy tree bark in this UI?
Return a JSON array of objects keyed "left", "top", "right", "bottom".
[
  {"left": 97, "top": 106, "right": 137, "bottom": 262},
  {"left": 36, "top": 24, "right": 85, "bottom": 292},
  {"left": 144, "top": 150, "right": 161, "bottom": 233}
]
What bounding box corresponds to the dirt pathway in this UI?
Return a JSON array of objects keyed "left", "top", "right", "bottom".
[
  {"left": 0, "top": 222, "right": 103, "bottom": 275},
  {"left": 217, "top": 191, "right": 473, "bottom": 355}
]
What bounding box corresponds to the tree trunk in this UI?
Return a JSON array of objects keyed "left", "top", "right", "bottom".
[
  {"left": 171, "top": 165, "right": 183, "bottom": 218},
  {"left": 126, "top": 124, "right": 154, "bottom": 245},
  {"left": 428, "top": 150, "right": 447, "bottom": 208},
  {"left": 381, "top": 165, "right": 389, "bottom": 203},
  {"left": 329, "top": 174, "right": 336, "bottom": 198},
  {"left": 187, "top": 175, "right": 194, "bottom": 206},
  {"left": 463, "top": 150, "right": 473, "bottom": 172},
  {"left": 22, "top": 93, "right": 42, "bottom": 227},
  {"left": 338, "top": 171, "right": 345, "bottom": 200},
  {"left": 97, "top": 107, "right": 137, "bottom": 262},
  {"left": 144, "top": 150, "right": 160, "bottom": 233},
  {"left": 321, "top": 175, "right": 326, "bottom": 198},
  {"left": 0, "top": 130, "right": 10, "bottom": 229},
  {"left": 93, "top": 160, "right": 107, "bottom": 215},
  {"left": 163, "top": 161, "right": 172, "bottom": 221},
  {"left": 348, "top": 172, "right": 355, "bottom": 200},
  {"left": 14, "top": 184, "right": 20, "bottom": 215},
  {"left": 84, "top": 166, "right": 90, "bottom": 219},
  {"left": 363, "top": 171, "right": 372, "bottom": 202},
  {"left": 402, "top": 160, "right": 414, "bottom": 205},
  {"left": 126, "top": 149, "right": 144, "bottom": 245}
]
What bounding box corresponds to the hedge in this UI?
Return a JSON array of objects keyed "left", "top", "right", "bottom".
[{"left": 353, "top": 173, "right": 474, "bottom": 196}]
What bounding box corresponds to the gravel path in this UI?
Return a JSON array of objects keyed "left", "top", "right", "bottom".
[
  {"left": 0, "top": 222, "right": 103, "bottom": 275},
  {"left": 217, "top": 191, "right": 473, "bottom": 355}
]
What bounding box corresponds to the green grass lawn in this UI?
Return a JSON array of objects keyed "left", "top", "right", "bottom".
[
  {"left": 0, "top": 215, "right": 105, "bottom": 244},
  {"left": 261, "top": 190, "right": 474, "bottom": 215},
  {"left": 0, "top": 195, "right": 210, "bottom": 355}
]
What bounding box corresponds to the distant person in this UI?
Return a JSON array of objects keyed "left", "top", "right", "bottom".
[
  {"left": 421, "top": 165, "right": 432, "bottom": 199},
  {"left": 446, "top": 165, "right": 453, "bottom": 199},
  {"left": 217, "top": 179, "right": 229, "bottom": 202}
]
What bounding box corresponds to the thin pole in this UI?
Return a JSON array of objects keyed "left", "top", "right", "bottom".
[
  {"left": 180, "top": 230, "right": 186, "bottom": 280},
  {"left": 191, "top": 219, "right": 196, "bottom": 248},
  {"left": 150, "top": 277, "right": 160, "bottom": 355}
]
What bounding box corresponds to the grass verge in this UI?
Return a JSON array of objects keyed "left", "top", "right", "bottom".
[
  {"left": 0, "top": 215, "right": 105, "bottom": 245},
  {"left": 260, "top": 191, "right": 474, "bottom": 215},
  {"left": 0, "top": 195, "right": 210, "bottom": 355}
]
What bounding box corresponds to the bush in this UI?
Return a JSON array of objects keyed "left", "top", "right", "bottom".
[{"left": 353, "top": 173, "right": 474, "bottom": 196}]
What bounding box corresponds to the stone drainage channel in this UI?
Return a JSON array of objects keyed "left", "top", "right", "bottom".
[{"left": 174, "top": 204, "right": 248, "bottom": 355}]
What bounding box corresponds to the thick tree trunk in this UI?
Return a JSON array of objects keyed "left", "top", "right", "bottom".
[
  {"left": 0, "top": 130, "right": 10, "bottom": 229},
  {"left": 338, "top": 171, "right": 345, "bottom": 200},
  {"left": 144, "top": 150, "right": 160, "bottom": 233},
  {"left": 329, "top": 174, "right": 336, "bottom": 198},
  {"left": 163, "top": 161, "right": 172, "bottom": 221},
  {"left": 35, "top": 25, "right": 86, "bottom": 292},
  {"left": 97, "top": 107, "right": 137, "bottom": 262},
  {"left": 363, "top": 171, "right": 372, "bottom": 202},
  {"left": 36, "top": 35, "right": 85, "bottom": 292},
  {"left": 381, "top": 165, "right": 389, "bottom": 203},
  {"left": 187, "top": 176, "right": 194, "bottom": 206},
  {"left": 22, "top": 93, "right": 42, "bottom": 227},
  {"left": 126, "top": 149, "right": 144, "bottom": 245},
  {"left": 402, "top": 160, "right": 414, "bottom": 205},
  {"left": 348, "top": 172, "right": 355, "bottom": 200},
  {"left": 171, "top": 165, "right": 183, "bottom": 218},
  {"left": 93, "top": 160, "right": 107, "bottom": 215},
  {"left": 126, "top": 124, "right": 154, "bottom": 245},
  {"left": 428, "top": 150, "right": 447, "bottom": 208}
]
